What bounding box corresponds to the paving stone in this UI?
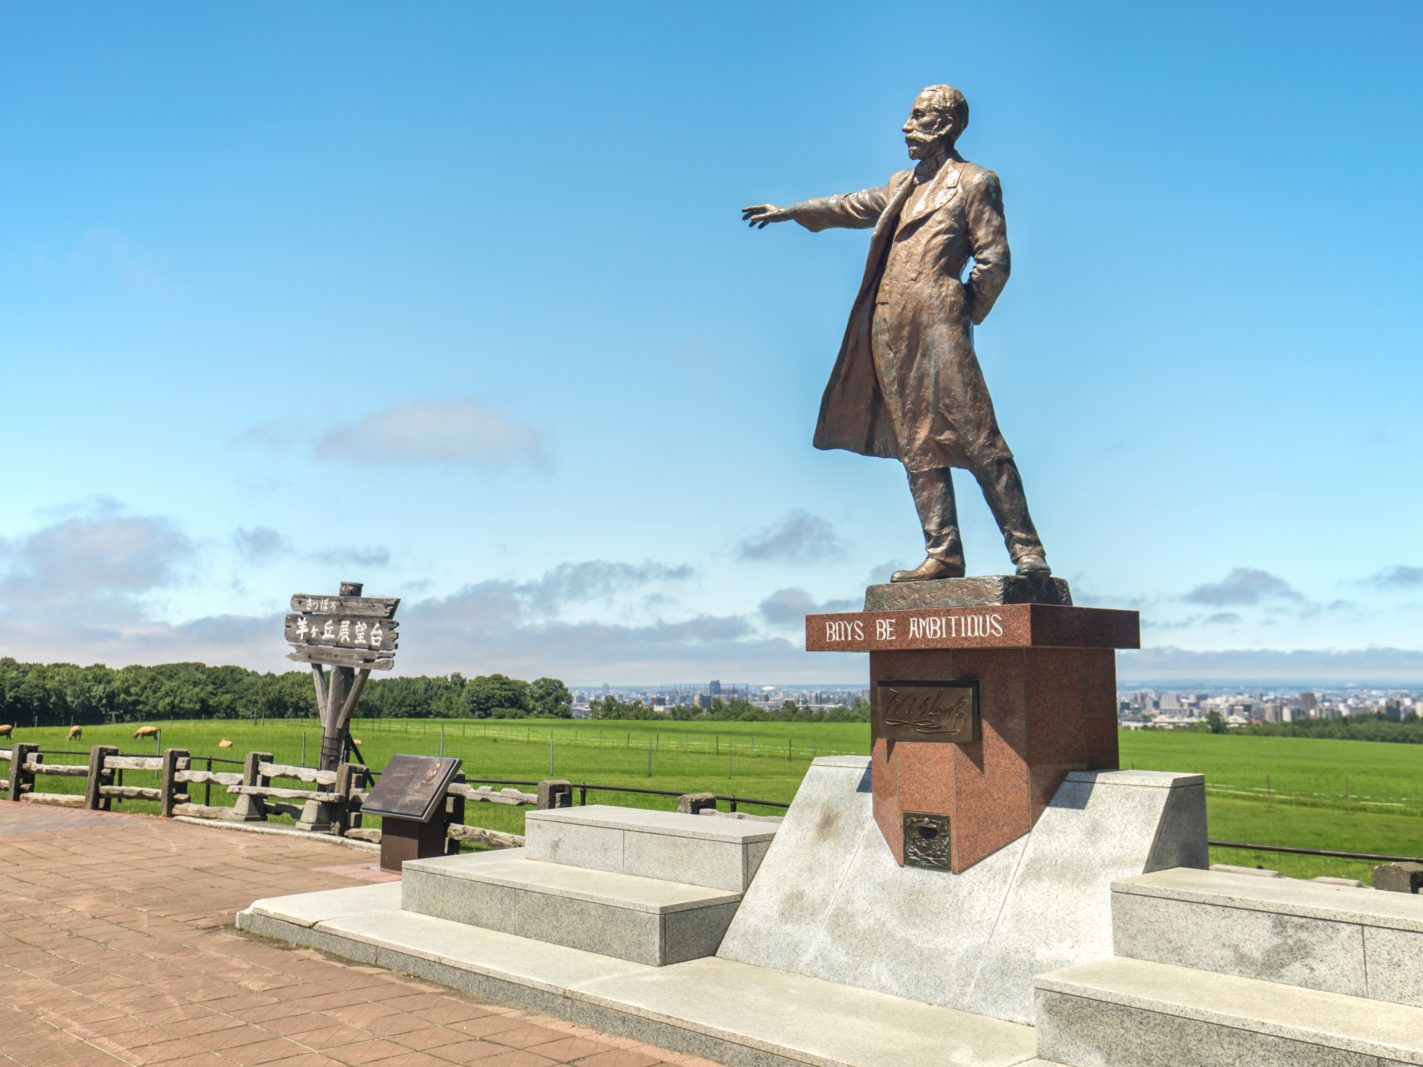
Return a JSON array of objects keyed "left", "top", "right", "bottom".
[
  {"left": 0, "top": 803, "right": 722, "bottom": 1067},
  {"left": 312, "top": 1037, "right": 414, "bottom": 1063},
  {"left": 568, "top": 1052, "right": 664, "bottom": 1067}
]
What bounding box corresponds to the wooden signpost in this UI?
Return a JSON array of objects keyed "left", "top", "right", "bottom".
[{"left": 285, "top": 581, "right": 401, "bottom": 771}]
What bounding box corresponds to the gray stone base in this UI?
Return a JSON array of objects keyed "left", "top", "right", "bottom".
[
  {"left": 524, "top": 804, "right": 775, "bottom": 891},
  {"left": 234, "top": 755, "right": 1423, "bottom": 1066},
  {"left": 1035, "top": 957, "right": 1423, "bottom": 1067},
  {"left": 716, "top": 757, "right": 1206, "bottom": 1024},
  {"left": 230, "top": 794, "right": 266, "bottom": 822},
  {"left": 1112, "top": 868, "right": 1423, "bottom": 1006},
  {"left": 401, "top": 850, "right": 742, "bottom": 966},
  {"left": 295, "top": 798, "right": 337, "bottom": 833}
]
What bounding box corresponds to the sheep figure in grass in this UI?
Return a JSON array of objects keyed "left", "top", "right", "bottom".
[
  {"left": 133, "top": 725, "right": 160, "bottom": 740},
  {"left": 0, "top": 724, "right": 12, "bottom": 738},
  {"left": 217, "top": 738, "right": 233, "bottom": 749},
  {"left": 67, "top": 725, "right": 82, "bottom": 741}
]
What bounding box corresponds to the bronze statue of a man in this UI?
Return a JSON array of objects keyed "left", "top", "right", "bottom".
[{"left": 745, "top": 85, "right": 1049, "bottom": 582}]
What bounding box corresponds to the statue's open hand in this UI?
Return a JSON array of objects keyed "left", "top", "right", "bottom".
[{"left": 742, "top": 204, "right": 793, "bottom": 228}]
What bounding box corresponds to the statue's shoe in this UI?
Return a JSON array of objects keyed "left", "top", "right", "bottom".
[
  {"left": 1014, "top": 556, "right": 1051, "bottom": 578},
  {"left": 890, "top": 557, "right": 967, "bottom": 583}
]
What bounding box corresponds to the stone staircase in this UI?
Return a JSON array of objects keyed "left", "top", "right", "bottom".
[
  {"left": 1035, "top": 868, "right": 1423, "bottom": 1066},
  {"left": 398, "top": 806, "right": 767, "bottom": 966},
  {"left": 240, "top": 797, "right": 1050, "bottom": 1067}
]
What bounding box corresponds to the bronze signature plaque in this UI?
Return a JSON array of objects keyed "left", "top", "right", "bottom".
[
  {"left": 361, "top": 754, "right": 462, "bottom": 823},
  {"left": 877, "top": 679, "right": 980, "bottom": 742},
  {"left": 903, "top": 811, "right": 951, "bottom": 870}
]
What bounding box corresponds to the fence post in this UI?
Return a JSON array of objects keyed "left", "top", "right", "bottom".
[
  {"left": 9, "top": 743, "right": 38, "bottom": 802},
  {"left": 445, "top": 771, "right": 466, "bottom": 855},
  {"left": 160, "top": 749, "right": 188, "bottom": 818},
  {"left": 537, "top": 779, "right": 572, "bottom": 809},
  {"left": 335, "top": 762, "right": 368, "bottom": 837},
  {"left": 1373, "top": 862, "right": 1423, "bottom": 894},
  {"left": 678, "top": 792, "right": 717, "bottom": 815},
  {"left": 232, "top": 751, "right": 273, "bottom": 822},
  {"left": 85, "top": 745, "right": 117, "bottom": 810}
]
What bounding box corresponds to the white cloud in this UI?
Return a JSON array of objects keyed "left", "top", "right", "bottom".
[
  {"left": 395, "top": 606, "right": 858, "bottom": 684},
  {"left": 736, "top": 510, "right": 846, "bottom": 564},
  {"left": 1365, "top": 565, "right": 1423, "bottom": 589},
  {"left": 415, "top": 560, "right": 695, "bottom": 623},
  {"left": 0, "top": 612, "right": 284, "bottom": 672},
  {"left": 234, "top": 526, "right": 288, "bottom": 564},
  {"left": 1182, "top": 568, "right": 1303, "bottom": 607},
  {"left": 758, "top": 587, "right": 859, "bottom": 627},
  {"left": 373, "top": 563, "right": 858, "bottom": 681},
  {"left": 0, "top": 511, "right": 193, "bottom": 615},
  {"left": 1122, "top": 646, "right": 1423, "bottom": 685},
  {"left": 314, "top": 399, "right": 550, "bottom": 471},
  {"left": 310, "top": 546, "right": 392, "bottom": 568}
]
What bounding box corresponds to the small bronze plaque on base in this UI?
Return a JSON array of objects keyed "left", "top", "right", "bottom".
[
  {"left": 878, "top": 679, "right": 980, "bottom": 742},
  {"left": 362, "top": 754, "right": 462, "bottom": 823},
  {"left": 903, "top": 811, "right": 951, "bottom": 870}
]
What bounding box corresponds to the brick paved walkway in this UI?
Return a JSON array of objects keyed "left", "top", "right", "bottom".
[{"left": 0, "top": 802, "right": 725, "bottom": 1067}]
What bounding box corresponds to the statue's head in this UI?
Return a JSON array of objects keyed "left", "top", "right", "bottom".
[{"left": 903, "top": 84, "right": 969, "bottom": 159}]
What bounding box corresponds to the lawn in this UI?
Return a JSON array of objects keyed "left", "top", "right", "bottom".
[{"left": 1118, "top": 730, "right": 1423, "bottom": 880}]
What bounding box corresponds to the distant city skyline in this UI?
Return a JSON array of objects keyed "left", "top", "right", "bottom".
[{"left": 2, "top": 3, "right": 1420, "bottom": 685}]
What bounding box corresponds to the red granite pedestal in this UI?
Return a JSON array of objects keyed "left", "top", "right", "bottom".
[{"left": 807, "top": 600, "right": 1140, "bottom": 873}]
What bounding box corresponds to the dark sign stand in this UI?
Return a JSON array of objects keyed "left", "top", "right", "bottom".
[
  {"left": 361, "top": 754, "right": 463, "bottom": 871},
  {"left": 284, "top": 581, "right": 401, "bottom": 771}
]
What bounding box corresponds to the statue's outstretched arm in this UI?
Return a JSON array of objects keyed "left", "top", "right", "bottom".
[
  {"left": 742, "top": 184, "right": 890, "bottom": 233},
  {"left": 741, "top": 204, "right": 795, "bottom": 228}
]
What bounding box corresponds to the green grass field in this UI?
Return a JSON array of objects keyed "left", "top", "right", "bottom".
[
  {"left": 7, "top": 720, "right": 1420, "bottom": 880},
  {"left": 1119, "top": 731, "right": 1423, "bottom": 880}
]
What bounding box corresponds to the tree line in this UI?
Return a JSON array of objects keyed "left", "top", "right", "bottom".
[
  {"left": 588, "top": 695, "right": 871, "bottom": 723},
  {"left": 1183, "top": 708, "right": 1423, "bottom": 742},
  {"left": 1238, "top": 714, "right": 1423, "bottom": 743},
  {"left": 0, "top": 658, "right": 572, "bottom": 726}
]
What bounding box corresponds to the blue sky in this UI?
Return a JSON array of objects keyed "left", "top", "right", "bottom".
[{"left": 2, "top": 2, "right": 1420, "bottom": 685}]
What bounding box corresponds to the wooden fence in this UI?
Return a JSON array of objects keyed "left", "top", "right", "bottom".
[{"left": 0, "top": 744, "right": 777, "bottom": 852}]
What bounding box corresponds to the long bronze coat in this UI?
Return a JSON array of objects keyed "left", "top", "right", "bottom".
[{"left": 794, "top": 152, "right": 1013, "bottom": 473}]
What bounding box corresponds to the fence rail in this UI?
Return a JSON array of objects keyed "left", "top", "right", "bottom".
[
  {"left": 441, "top": 775, "right": 789, "bottom": 813},
  {"left": 1207, "top": 839, "right": 1423, "bottom": 864},
  {"left": 1, "top": 744, "right": 782, "bottom": 851}
]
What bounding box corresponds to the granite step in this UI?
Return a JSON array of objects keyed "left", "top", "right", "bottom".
[
  {"left": 1035, "top": 956, "right": 1423, "bottom": 1067},
  {"left": 238, "top": 885, "right": 1052, "bottom": 1067},
  {"left": 524, "top": 803, "right": 776, "bottom": 891},
  {"left": 400, "top": 848, "right": 742, "bottom": 966},
  {"left": 1112, "top": 867, "right": 1423, "bottom": 1005}
]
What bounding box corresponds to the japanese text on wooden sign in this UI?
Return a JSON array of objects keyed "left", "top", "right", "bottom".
[{"left": 285, "top": 591, "right": 402, "bottom": 671}]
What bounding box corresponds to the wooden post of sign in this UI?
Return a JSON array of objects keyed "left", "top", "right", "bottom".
[
  {"left": 321, "top": 579, "right": 354, "bottom": 773},
  {"left": 323, "top": 583, "right": 363, "bottom": 770}
]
